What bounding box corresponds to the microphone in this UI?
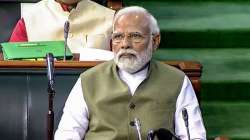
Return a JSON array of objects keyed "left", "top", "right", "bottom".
[
  {"left": 64, "top": 21, "right": 70, "bottom": 61},
  {"left": 147, "top": 129, "right": 155, "bottom": 140},
  {"left": 182, "top": 108, "right": 191, "bottom": 140},
  {"left": 46, "top": 53, "right": 55, "bottom": 90},
  {"left": 155, "top": 128, "right": 181, "bottom": 140},
  {"left": 134, "top": 118, "right": 142, "bottom": 140}
]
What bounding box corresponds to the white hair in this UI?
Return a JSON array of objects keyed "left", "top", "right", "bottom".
[{"left": 113, "top": 6, "right": 160, "bottom": 35}]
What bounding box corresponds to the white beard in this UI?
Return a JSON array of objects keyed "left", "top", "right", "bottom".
[{"left": 114, "top": 40, "right": 153, "bottom": 74}]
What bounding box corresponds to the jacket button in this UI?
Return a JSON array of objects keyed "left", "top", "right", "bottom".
[
  {"left": 130, "top": 121, "right": 135, "bottom": 126},
  {"left": 129, "top": 102, "right": 136, "bottom": 109}
]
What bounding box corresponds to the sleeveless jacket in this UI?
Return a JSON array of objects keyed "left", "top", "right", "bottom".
[{"left": 81, "top": 60, "right": 185, "bottom": 140}]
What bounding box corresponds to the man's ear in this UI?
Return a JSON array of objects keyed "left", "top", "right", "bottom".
[{"left": 152, "top": 34, "right": 161, "bottom": 51}]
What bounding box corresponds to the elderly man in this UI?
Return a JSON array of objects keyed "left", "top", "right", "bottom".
[
  {"left": 9, "top": 0, "right": 114, "bottom": 53},
  {"left": 55, "top": 6, "right": 206, "bottom": 140}
]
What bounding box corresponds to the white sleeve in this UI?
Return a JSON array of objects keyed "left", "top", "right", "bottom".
[
  {"left": 54, "top": 78, "right": 89, "bottom": 140},
  {"left": 175, "top": 76, "right": 207, "bottom": 140}
]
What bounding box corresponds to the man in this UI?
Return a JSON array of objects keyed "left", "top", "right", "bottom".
[
  {"left": 55, "top": 6, "right": 206, "bottom": 140},
  {"left": 9, "top": 0, "right": 115, "bottom": 53}
]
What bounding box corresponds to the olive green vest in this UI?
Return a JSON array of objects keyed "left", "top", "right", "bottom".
[{"left": 81, "top": 60, "right": 185, "bottom": 140}]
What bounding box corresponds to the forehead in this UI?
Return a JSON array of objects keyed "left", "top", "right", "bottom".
[{"left": 114, "top": 13, "right": 150, "bottom": 33}]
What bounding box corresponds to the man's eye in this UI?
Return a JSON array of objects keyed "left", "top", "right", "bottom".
[
  {"left": 130, "top": 33, "right": 142, "bottom": 39},
  {"left": 113, "top": 34, "right": 123, "bottom": 39}
]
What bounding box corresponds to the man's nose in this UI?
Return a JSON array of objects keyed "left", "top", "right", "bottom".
[{"left": 121, "top": 37, "right": 132, "bottom": 49}]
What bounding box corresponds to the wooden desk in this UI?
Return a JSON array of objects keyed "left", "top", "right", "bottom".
[
  {"left": 0, "top": 52, "right": 202, "bottom": 96},
  {"left": 0, "top": 54, "right": 202, "bottom": 98}
]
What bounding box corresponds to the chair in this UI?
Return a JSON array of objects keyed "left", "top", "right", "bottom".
[
  {"left": 0, "top": 1, "right": 20, "bottom": 43},
  {"left": 93, "top": 0, "right": 123, "bottom": 10},
  {"left": 163, "top": 61, "right": 202, "bottom": 102},
  {"left": 215, "top": 136, "right": 230, "bottom": 140}
]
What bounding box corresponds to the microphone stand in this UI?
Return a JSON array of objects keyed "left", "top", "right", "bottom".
[
  {"left": 46, "top": 53, "right": 55, "bottom": 140},
  {"left": 47, "top": 82, "right": 55, "bottom": 140},
  {"left": 64, "top": 21, "right": 70, "bottom": 61},
  {"left": 64, "top": 36, "right": 68, "bottom": 61}
]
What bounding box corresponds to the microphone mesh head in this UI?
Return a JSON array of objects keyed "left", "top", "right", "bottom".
[
  {"left": 64, "top": 21, "right": 70, "bottom": 33},
  {"left": 156, "top": 128, "right": 173, "bottom": 140},
  {"left": 182, "top": 108, "right": 188, "bottom": 120}
]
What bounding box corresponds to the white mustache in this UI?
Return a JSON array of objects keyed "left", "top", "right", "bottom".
[{"left": 117, "top": 49, "right": 138, "bottom": 58}]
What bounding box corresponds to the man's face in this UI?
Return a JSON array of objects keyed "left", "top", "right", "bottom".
[
  {"left": 112, "top": 13, "right": 154, "bottom": 73},
  {"left": 57, "top": 0, "right": 82, "bottom": 5}
]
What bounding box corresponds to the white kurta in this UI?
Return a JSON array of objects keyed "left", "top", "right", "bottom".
[
  {"left": 55, "top": 67, "right": 207, "bottom": 140},
  {"left": 23, "top": 0, "right": 115, "bottom": 53}
]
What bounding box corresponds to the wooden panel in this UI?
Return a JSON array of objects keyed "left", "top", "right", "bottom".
[
  {"left": 0, "top": 52, "right": 202, "bottom": 100},
  {"left": 107, "top": 0, "right": 123, "bottom": 10},
  {"left": 0, "top": 57, "right": 202, "bottom": 101}
]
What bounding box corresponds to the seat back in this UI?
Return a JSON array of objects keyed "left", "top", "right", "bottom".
[
  {"left": 163, "top": 61, "right": 202, "bottom": 102},
  {"left": 0, "top": 1, "right": 21, "bottom": 43}
]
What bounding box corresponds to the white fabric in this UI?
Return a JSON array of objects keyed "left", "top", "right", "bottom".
[
  {"left": 79, "top": 48, "right": 114, "bottom": 61},
  {"left": 22, "top": 0, "right": 115, "bottom": 53},
  {"left": 118, "top": 68, "right": 148, "bottom": 95},
  {"left": 55, "top": 67, "right": 206, "bottom": 140},
  {"left": 21, "top": 3, "right": 34, "bottom": 17}
]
